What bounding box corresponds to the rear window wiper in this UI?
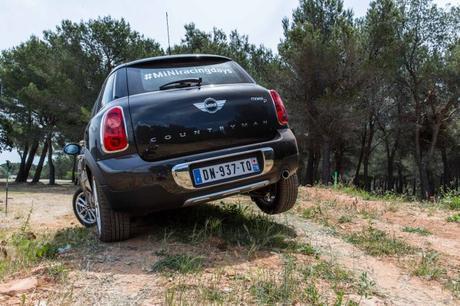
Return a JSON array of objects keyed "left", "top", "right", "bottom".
[{"left": 159, "top": 77, "right": 202, "bottom": 90}]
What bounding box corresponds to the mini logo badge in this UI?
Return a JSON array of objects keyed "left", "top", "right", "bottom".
[{"left": 193, "top": 98, "right": 226, "bottom": 114}]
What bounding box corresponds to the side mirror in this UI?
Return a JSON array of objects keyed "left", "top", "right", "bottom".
[{"left": 63, "top": 143, "right": 81, "bottom": 156}]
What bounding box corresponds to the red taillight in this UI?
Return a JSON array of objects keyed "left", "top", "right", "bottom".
[
  {"left": 269, "top": 90, "right": 288, "bottom": 126},
  {"left": 102, "top": 106, "right": 128, "bottom": 152}
]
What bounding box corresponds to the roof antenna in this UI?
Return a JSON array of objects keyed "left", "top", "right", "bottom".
[{"left": 166, "top": 12, "right": 171, "bottom": 55}]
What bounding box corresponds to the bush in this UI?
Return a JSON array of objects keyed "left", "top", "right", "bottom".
[{"left": 440, "top": 191, "right": 460, "bottom": 210}]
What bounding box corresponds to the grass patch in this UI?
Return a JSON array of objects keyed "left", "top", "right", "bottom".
[
  {"left": 302, "top": 260, "right": 367, "bottom": 303},
  {"left": 200, "top": 287, "right": 225, "bottom": 303},
  {"left": 303, "top": 260, "right": 353, "bottom": 285},
  {"left": 144, "top": 203, "right": 297, "bottom": 254},
  {"left": 447, "top": 213, "right": 460, "bottom": 223},
  {"left": 402, "top": 226, "right": 432, "bottom": 236},
  {"left": 337, "top": 185, "right": 408, "bottom": 202},
  {"left": 346, "top": 226, "right": 414, "bottom": 256},
  {"left": 411, "top": 251, "right": 445, "bottom": 280},
  {"left": 151, "top": 254, "right": 204, "bottom": 274},
  {"left": 446, "top": 275, "right": 460, "bottom": 298},
  {"left": 360, "top": 209, "right": 380, "bottom": 220},
  {"left": 164, "top": 284, "right": 196, "bottom": 305},
  {"left": 45, "top": 263, "right": 69, "bottom": 282},
  {"left": 301, "top": 202, "right": 333, "bottom": 226},
  {"left": 250, "top": 255, "right": 301, "bottom": 304},
  {"left": 338, "top": 215, "right": 353, "bottom": 224},
  {"left": 302, "top": 206, "right": 322, "bottom": 219},
  {"left": 385, "top": 202, "right": 399, "bottom": 213},
  {"left": 163, "top": 255, "right": 364, "bottom": 305},
  {"left": 0, "top": 209, "right": 93, "bottom": 281},
  {"left": 292, "top": 242, "right": 320, "bottom": 257},
  {"left": 357, "top": 272, "right": 376, "bottom": 298}
]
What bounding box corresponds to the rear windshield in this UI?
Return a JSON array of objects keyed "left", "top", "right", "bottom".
[{"left": 126, "top": 60, "right": 253, "bottom": 95}]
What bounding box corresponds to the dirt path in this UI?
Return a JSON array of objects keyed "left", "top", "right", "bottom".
[
  {"left": 282, "top": 213, "right": 457, "bottom": 305},
  {"left": 0, "top": 183, "right": 75, "bottom": 231},
  {"left": 303, "top": 188, "right": 460, "bottom": 277}
]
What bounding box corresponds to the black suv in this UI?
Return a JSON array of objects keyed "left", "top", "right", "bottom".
[{"left": 64, "top": 54, "right": 299, "bottom": 242}]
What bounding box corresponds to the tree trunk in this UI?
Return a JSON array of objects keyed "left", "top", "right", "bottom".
[
  {"left": 440, "top": 146, "right": 450, "bottom": 191},
  {"left": 48, "top": 137, "right": 55, "bottom": 185},
  {"left": 305, "top": 148, "right": 316, "bottom": 186},
  {"left": 23, "top": 139, "right": 39, "bottom": 181},
  {"left": 321, "top": 139, "right": 331, "bottom": 185},
  {"left": 334, "top": 144, "right": 344, "bottom": 183},
  {"left": 31, "top": 139, "right": 48, "bottom": 183},
  {"left": 353, "top": 124, "right": 367, "bottom": 187},
  {"left": 414, "top": 114, "right": 431, "bottom": 199},
  {"left": 15, "top": 143, "right": 29, "bottom": 183},
  {"left": 363, "top": 116, "right": 375, "bottom": 191},
  {"left": 396, "top": 163, "right": 403, "bottom": 193},
  {"left": 313, "top": 150, "right": 321, "bottom": 184},
  {"left": 387, "top": 156, "right": 394, "bottom": 191}
]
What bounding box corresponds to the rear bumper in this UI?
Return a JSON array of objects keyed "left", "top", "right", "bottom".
[{"left": 92, "top": 128, "right": 298, "bottom": 214}]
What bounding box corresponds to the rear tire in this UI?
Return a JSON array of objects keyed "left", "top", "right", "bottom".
[
  {"left": 72, "top": 188, "right": 96, "bottom": 227},
  {"left": 92, "top": 177, "right": 131, "bottom": 242},
  {"left": 252, "top": 173, "right": 298, "bottom": 214}
]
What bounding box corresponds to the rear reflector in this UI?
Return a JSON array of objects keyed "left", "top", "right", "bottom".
[
  {"left": 269, "top": 90, "right": 288, "bottom": 126},
  {"left": 102, "top": 106, "right": 128, "bottom": 152}
]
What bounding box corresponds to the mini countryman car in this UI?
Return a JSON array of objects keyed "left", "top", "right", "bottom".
[{"left": 64, "top": 54, "right": 299, "bottom": 242}]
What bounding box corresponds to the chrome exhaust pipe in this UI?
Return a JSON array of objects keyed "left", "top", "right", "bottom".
[{"left": 281, "top": 169, "right": 290, "bottom": 180}]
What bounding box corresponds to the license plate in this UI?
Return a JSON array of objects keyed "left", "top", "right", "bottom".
[{"left": 192, "top": 157, "right": 260, "bottom": 186}]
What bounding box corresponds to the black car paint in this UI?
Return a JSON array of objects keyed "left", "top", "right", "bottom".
[
  {"left": 130, "top": 83, "right": 279, "bottom": 161},
  {"left": 82, "top": 54, "right": 299, "bottom": 215}
]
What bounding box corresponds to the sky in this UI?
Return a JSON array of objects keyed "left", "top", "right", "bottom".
[{"left": 0, "top": 0, "right": 458, "bottom": 163}]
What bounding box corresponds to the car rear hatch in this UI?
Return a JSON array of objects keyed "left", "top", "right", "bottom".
[{"left": 125, "top": 56, "right": 280, "bottom": 161}]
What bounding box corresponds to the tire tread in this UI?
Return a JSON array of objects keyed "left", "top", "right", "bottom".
[
  {"left": 95, "top": 182, "right": 130, "bottom": 242},
  {"left": 254, "top": 174, "right": 299, "bottom": 214}
]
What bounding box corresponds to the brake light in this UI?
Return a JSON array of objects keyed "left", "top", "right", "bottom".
[
  {"left": 102, "top": 106, "right": 128, "bottom": 152},
  {"left": 269, "top": 90, "right": 288, "bottom": 126}
]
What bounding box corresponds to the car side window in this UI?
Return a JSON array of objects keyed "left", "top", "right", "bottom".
[{"left": 101, "top": 73, "right": 116, "bottom": 106}]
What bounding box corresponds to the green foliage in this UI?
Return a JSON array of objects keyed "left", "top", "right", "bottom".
[
  {"left": 357, "top": 272, "right": 376, "bottom": 298},
  {"left": 1, "top": 0, "right": 460, "bottom": 192},
  {"left": 250, "top": 255, "right": 298, "bottom": 304},
  {"left": 446, "top": 213, "right": 460, "bottom": 223},
  {"left": 172, "top": 23, "right": 279, "bottom": 88},
  {"left": 402, "top": 226, "right": 432, "bottom": 236},
  {"left": 302, "top": 206, "right": 322, "bottom": 219},
  {"left": 440, "top": 190, "right": 460, "bottom": 210},
  {"left": 0, "top": 209, "right": 93, "bottom": 281},
  {"left": 346, "top": 226, "right": 414, "bottom": 256},
  {"left": 411, "top": 251, "right": 445, "bottom": 280},
  {"left": 303, "top": 261, "right": 353, "bottom": 285},
  {"left": 338, "top": 185, "right": 407, "bottom": 202},
  {"left": 0, "top": 16, "right": 163, "bottom": 182},
  {"left": 294, "top": 242, "right": 320, "bottom": 257},
  {"left": 338, "top": 215, "right": 353, "bottom": 223},
  {"left": 200, "top": 287, "right": 224, "bottom": 303},
  {"left": 151, "top": 254, "right": 204, "bottom": 274},
  {"left": 447, "top": 274, "right": 460, "bottom": 298}
]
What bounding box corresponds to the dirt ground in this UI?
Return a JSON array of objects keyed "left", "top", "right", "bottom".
[{"left": 0, "top": 183, "right": 459, "bottom": 305}]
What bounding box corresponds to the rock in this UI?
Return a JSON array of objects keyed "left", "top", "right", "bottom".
[
  {"left": 24, "top": 232, "right": 36, "bottom": 240},
  {"left": 0, "top": 277, "right": 38, "bottom": 296},
  {"left": 57, "top": 244, "right": 71, "bottom": 254}
]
